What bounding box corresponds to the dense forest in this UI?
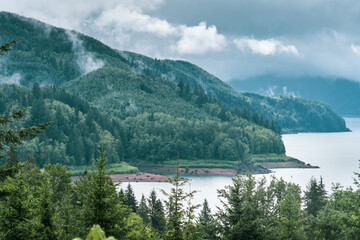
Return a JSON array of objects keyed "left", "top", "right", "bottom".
[{"left": 0, "top": 83, "right": 284, "bottom": 168}]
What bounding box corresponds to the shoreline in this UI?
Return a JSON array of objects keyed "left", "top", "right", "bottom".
[{"left": 114, "top": 160, "right": 318, "bottom": 183}]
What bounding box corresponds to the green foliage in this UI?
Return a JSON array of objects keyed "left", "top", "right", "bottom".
[
  {"left": 68, "top": 162, "right": 138, "bottom": 176},
  {"left": 304, "top": 177, "right": 327, "bottom": 217},
  {"left": 1, "top": 83, "right": 285, "bottom": 168},
  {"left": 75, "top": 150, "right": 129, "bottom": 238},
  {"left": 197, "top": 199, "right": 218, "bottom": 240},
  {"left": 148, "top": 189, "right": 166, "bottom": 233},
  {"left": 73, "top": 225, "right": 116, "bottom": 240},
  {"left": 3, "top": 144, "right": 19, "bottom": 168},
  {"left": 250, "top": 154, "right": 295, "bottom": 163},
  {"left": 137, "top": 195, "right": 150, "bottom": 224},
  {"left": 161, "top": 168, "right": 199, "bottom": 240},
  {"left": 124, "top": 183, "right": 138, "bottom": 213},
  {"left": 217, "top": 174, "right": 269, "bottom": 239}
]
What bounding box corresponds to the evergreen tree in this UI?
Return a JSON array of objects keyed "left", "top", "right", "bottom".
[
  {"left": 4, "top": 144, "right": 19, "bottom": 168},
  {"left": 183, "top": 184, "right": 200, "bottom": 240},
  {"left": 0, "top": 169, "right": 39, "bottom": 239},
  {"left": 26, "top": 154, "right": 37, "bottom": 166},
  {"left": 137, "top": 194, "right": 150, "bottom": 224},
  {"left": 177, "top": 79, "right": 184, "bottom": 95},
  {"left": 304, "top": 177, "right": 327, "bottom": 217},
  {"left": 217, "top": 173, "right": 268, "bottom": 240},
  {"left": 252, "top": 112, "right": 259, "bottom": 124},
  {"left": 197, "top": 199, "right": 217, "bottom": 239},
  {"left": 38, "top": 178, "right": 56, "bottom": 240},
  {"left": 124, "top": 183, "right": 138, "bottom": 213},
  {"left": 78, "top": 150, "right": 129, "bottom": 238},
  {"left": 118, "top": 188, "right": 125, "bottom": 203},
  {"left": 148, "top": 189, "right": 166, "bottom": 233},
  {"left": 32, "top": 82, "right": 42, "bottom": 100},
  {"left": 162, "top": 168, "right": 197, "bottom": 240},
  {"left": 276, "top": 183, "right": 304, "bottom": 240}
]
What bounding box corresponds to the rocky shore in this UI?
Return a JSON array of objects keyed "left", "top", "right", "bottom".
[{"left": 114, "top": 158, "right": 317, "bottom": 183}]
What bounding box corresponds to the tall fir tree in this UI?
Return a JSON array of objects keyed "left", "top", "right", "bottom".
[
  {"left": 197, "top": 199, "right": 218, "bottom": 240},
  {"left": 4, "top": 144, "right": 19, "bottom": 168},
  {"left": 78, "top": 150, "right": 129, "bottom": 238},
  {"left": 304, "top": 177, "right": 327, "bottom": 217},
  {"left": 137, "top": 194, "right": 150, "bottom": 224},
  {"left": 162, "top": 168, "right": 198, "bottom": 240},
  {"left": 124, "top": 183, "right": 138, "bottom": 213},
  {"left": 148, "top": 189, "right": 166, "bottom": 233}
]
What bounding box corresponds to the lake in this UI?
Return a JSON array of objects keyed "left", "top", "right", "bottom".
[{"left": 122, "top": 118, "right": 360, "bottom": 212}]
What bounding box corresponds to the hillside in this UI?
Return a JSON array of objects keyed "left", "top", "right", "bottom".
[
  {"left": 1, "top": 83, "right": 285, "bottom": 169},
  {"left": 229, "top": 75, "right": 360, "bottom": 117},
  {"left": 0, "top": 11, "right": 348, "bottom": 133}
]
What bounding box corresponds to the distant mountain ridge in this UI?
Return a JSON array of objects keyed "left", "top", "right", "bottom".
[{"left": 229, "top": 75, "right": 360, "bottom": 116}]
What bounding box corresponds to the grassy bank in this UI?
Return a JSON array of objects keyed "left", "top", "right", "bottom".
[
  {"left": 138, "top": 154, "right": 294, "bottom": 169},
  {"left": 67, "top": 162, "right": 139, "bottom": 176},
  {"left": 251, "top": 154, "right": 296, "bottom": 163}
]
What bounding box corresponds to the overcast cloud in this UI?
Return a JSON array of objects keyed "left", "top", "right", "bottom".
[{"left": 2, "top": 0, "right": 360, "bottom": 81}]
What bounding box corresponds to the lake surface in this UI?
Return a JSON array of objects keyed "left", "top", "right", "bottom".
[{"left": 123, "top": 118, "right": 360, "bottom": 212}]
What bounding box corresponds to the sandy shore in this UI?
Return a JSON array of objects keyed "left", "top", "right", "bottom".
[
  {"left": 115, "top": 159, "right": 318, "bottom": 182},
  {"left": 71, "top": 159, "right": 318, "bottom": 183},
  {"left": 110, "top": 172, "right": 171, "bottom": 182}
]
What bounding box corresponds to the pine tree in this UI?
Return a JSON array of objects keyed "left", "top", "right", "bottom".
[
  {"left": 137, "top": 194, "right": 150, "bottom": 224},
  {"left": 304, "top": 177, "right": 327, "bottom": 217},
  {"left": 161, "top": 168, "right": 198, "bottom": 240},
  {"left": 118, "top": 188, "right": 125, "bottom": 203},
  {"left": 217, "top": 173, "right": 268, "bottom": 240},
  {"left": 177, "top": 79, "right": 184, "bottom": 92},
  {"left": 124, "top": 183, "right": 138, "bottom": 213},
  {"left": 0, "top": 169, "right": 39, "bottom": 239},
  {"left": 79, "top": 150, "right": 129, "bottom": 238},
  {"left": 148, "top": 189, "right": 166, "bottom": 233},
  {"left": 38, "top": 178, "right": 56, "bottom": 240},
  {"left": 4, "top": 144, "right": 19, "bottom": 168},
  {"left": 32, "top": 82, "right": 42, "bottom": 100},
  {"left": 26, "top": 154, "right": 37, "bottom": 166},
  {"left": 197, "top": 199, "right": 217, "bottom": 239},
  {"left": 183, "top": 183, "right": 200, "bottom": 240}
]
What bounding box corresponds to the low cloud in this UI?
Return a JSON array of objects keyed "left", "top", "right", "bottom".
[
  {"left": 172, "top": 22, "right": 226, "bottom": 55},
  {"left": 350, "top": 44, "right": 360, "bottom": 55},
  {"left": 95, "top": 4, "right": 177, "bottom": 38},
  {"left": 66, "top": 31, "right": 104, "bottom": 75},
  {"left": 234, "top": 37, "right": 299, "bottom": 56},
  {"left": 0, "top": 73, "right": 21, "bottom": 85}
]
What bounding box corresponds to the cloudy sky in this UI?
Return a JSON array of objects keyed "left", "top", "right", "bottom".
[{"left": 2, "top": 0, "right": 360, "bottom": 81}]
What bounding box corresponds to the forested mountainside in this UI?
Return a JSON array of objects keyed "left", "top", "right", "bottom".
[
  {"left": 229, "top": 75, "right": 360, "bottom": 116},
  {"left": 1, "top": 83, "right": 284, "bottom": 167},
  {"left": 0, "top": 11, "right": 348, "bottom": 133}
]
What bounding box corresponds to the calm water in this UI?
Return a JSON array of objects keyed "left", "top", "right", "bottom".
[{"left": 123, "top": 118, "right": 360, "bottom": 212}]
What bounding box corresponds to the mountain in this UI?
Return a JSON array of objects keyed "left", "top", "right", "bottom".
[
  {"left": 0, "top": 12, "right": 349, "bottom": 168},
  {"left": 0, "top": 12, "right": 348, "bottom": 133},
  {"left": 229, "top": 75, "right": 360, "bottom": 116}
]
